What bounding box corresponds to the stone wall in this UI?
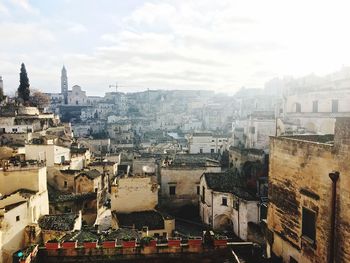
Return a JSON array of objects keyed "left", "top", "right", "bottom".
[{"left": 267, "top": 118, "right": 350, "bottom": 263}]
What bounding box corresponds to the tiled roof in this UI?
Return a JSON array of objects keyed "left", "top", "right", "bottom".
[
  {"left": 48, "top": 186, "right": 96, "bottom": 203},
  {"left": 103, "top": 228, "right": 141, "bottom": 241},
  {"left": 62, "top": 230, "right": 99, "bottom": 242},
  {"left": 113, "top": 210, "right": 170, "bottom": 230},
  {"left": 204, "top": 172, "right": 257, "bottom": 201},
  {"left": 38, "top": 213, "right": 79, "bottom": 231},
  {"left": 1, "top": 189, "right": 37, "bottom": 200},
  {"left": 77, "top": 169, "right": 101, "bottom": 180},
  {"left": 2, "top": 201, "right": 27, "bottom": 211},
  {"left": 167, "top": 154, "right": 220, "bottom": 168}
]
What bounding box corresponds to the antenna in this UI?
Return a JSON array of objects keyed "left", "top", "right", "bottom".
[{"left": 109, "top": 82, "right": 118, "bottom": 92}]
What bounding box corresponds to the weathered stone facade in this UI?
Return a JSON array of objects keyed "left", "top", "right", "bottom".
[{"left": 267, "top": 118, "right": 350, "bottom": 263}]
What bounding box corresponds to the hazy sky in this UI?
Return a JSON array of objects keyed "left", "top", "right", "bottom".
[{"left": 1, "top": 0, "right": 350, "bottom": 96}]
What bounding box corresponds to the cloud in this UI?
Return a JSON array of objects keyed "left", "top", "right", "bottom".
[
  {"left": 1, "top": 0, "right": 350, "bottom": 96},
  {"left": 67, "top": 23, "right": 88, "bottom": 34},
  {"left": 10, "top": 0, "right": 38, "bottom": 14},
  {"left": 0, "top": 2, "right": 9, "bottom": 15},
  {"left": 0, "top": 22, "right": 55, "bottom": 48}
]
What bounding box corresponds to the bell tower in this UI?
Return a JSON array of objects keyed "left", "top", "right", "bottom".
[{"left": 61, "top": 65, "right": 68, "bottom": 104}]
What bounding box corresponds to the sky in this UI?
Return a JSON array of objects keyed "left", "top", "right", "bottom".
[{"left": 1, "top": 0, "right": 350, "bottom": 96}]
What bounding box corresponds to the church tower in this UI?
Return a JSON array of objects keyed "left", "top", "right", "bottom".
[{"left": 61, "top": 66, "right": 68, "bottom": 104}]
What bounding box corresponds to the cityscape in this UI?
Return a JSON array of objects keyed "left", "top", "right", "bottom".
[{"left": 0, "top": 1, "right": 350, "bottom": 263}]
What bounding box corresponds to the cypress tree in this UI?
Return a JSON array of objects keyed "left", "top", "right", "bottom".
[{"left": 17, "top": 63, "right": 30, "bottom": 103}]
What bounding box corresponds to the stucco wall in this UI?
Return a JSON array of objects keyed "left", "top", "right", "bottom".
[
  {"left": 161, "top": 166, "right": 221, "bottom": 207},
  {"left": 25, "top": 144, "right": 70, "bottom": 167},
  {"left": 0, "top": 166, "right": 47, "bottom": 195},
  {"left": 111, "top": 176, "right": 158, "bottom": 213}
]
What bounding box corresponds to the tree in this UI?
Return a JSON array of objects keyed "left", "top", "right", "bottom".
[
  {"left": 17, "top": 63, "right": 30, "bottom": 103},
  {"left": 30, "top": 90, "right": 50, "bottom": 109},
  {"left": 0, "top": 86, "right": 4, "bottom": 103}
]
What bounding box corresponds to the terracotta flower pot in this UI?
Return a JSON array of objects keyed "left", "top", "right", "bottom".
[
  {"left": 45, "top": 242, "right": 60, "bottom": 250},
  {"left": 188, "top": 238, "right": 202, "bottom": 246},
  {"left": 61, "top": 241, "right": 77, "bottom": 249},
  {"left": 167, "top": 239, "right": 181, "bottom": 247},
  {"left": 122, "top": 240, "right": 136, "bottom": 248},
  {"left": 102, "top": 240, "right": 116, "bottom": 248},
  {"left": 83, "top": 241, "right": 97, "bottom": 248},
  {"left": 144, "top": 239, "right": 157, "bottom": 247},
  {"left": 214, "top": 239, "right": 227, "bottom": 246}
]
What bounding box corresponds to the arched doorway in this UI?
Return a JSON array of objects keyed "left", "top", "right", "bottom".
[{"left": 214, "top": 214, "right": 233, "bottom": 231}]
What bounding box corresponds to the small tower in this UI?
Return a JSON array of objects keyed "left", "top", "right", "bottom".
[{"left": 61, "top": 66, "right": 68, "bottom": 104}]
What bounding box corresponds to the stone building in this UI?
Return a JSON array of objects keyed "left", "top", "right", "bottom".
[
  {"left": 48, "top": 187, "right": 97, "bottom": 225},
  {"left": 266, "top": 117, "right": 350, "bottom": 263},
  {"left": 159, "top": 154, "right": 221, "bottom": 209},
  {"left": 111, "top": 210, "right": 175, "bottom": 238},
  {"left": 278, "top": 67, "right": 350, "bottom": 135},
  {"left": 25, "top": 142, "right": 71, "bottom": 167},
  {"left": 38, "top": 212, "right": 82, "bottom": 243},
  {"left": 110, "top": 173, "right": 158, "bottom": 213},
  {"left": 67, "top": 85, "right": 88, "bottom": 106},
  {"left": 199, "top": 171, "right": 261, "bottom": 241},
  {"left": 188, "top": 132, "right": 229, "bottom": 154},
  {"left": 74, "top": 169, "right": 103, "bottom": 194},
  {"left": 0, "top": 161, "right": 49, "bottom": 263}
]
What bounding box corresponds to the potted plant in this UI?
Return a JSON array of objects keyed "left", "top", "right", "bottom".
[
  {"left": 213, "top": 235, "right": 228, "bottom": 246},
  {"left": 188, "top": 236, "right": 202, "bottom": 246},
  {"left": 45, "top": 238, "right": 60, "bottom": 250},
  {"left": 167, "top": 237, "right": 181, "bottom": 247},
  {"left": 83, "top": 237, "right": 98, "bottom": 248},
  {"left": 141, "top": 236, "right": 157, "bottom": 247},
  {"left": 122, "top": 235, "right": 136, "bottom": 248},
  {"left": 61, "top": 240, "right": 78, "bottom": 249}
]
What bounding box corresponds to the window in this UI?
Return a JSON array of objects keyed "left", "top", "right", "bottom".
[
  {"left": 199, "top": 149, "right": 203, "bottom": 154},
  {"left": 295, "top": 103, "right": 301, "bottom": 113},
  {"left": 211, "top": 140, "right": 215, "bottom": 142},
  {"left": 221, "top": 197, "right": 227, "bottom": 206},
  {"left": 64, "top": 181, "right": 67, "bottom": 188},
  {"left": 169, "top": 186, "right": 176, "bottom": 195},
  {"left": 16, "top": 215, "right": 20, "bottom": 221},
  {"left": 312, "top": 101, "right": 318, "bottom": 113},
  {"left": 211, "top": 149, "right": 215, "bottom": 153},
  {"left": 332, "top": 100, "right": 338, "bottom": 113},
  {"left": 12, "top": 128, "right": 18, "bottom": 132},
  {"left": 197, "top": 186, "right": 200, "bottom": 195},
  {"left": 302, "top": 207, "right": 316, "bottom": 242}
]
